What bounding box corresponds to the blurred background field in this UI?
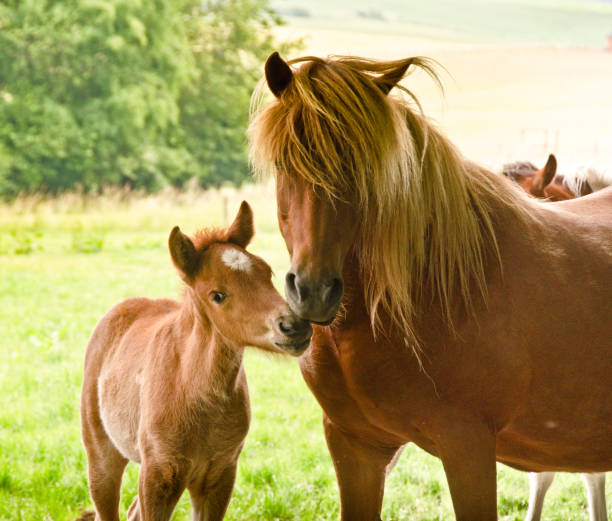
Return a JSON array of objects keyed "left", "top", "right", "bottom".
[
  {"left": 2, "top": 0, "right": 612, "bottom": 519},
  {"left": 274, "top": 0, "right": 612, "bottom": 169}
]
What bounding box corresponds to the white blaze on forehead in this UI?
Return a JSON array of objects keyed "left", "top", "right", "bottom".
[{"left": 221, "top": 248, "right": 252, "bottom": 271}]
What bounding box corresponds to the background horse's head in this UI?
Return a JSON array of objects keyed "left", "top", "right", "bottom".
[{"left": 502, "top": 154, "right": 576, "bottom": 201}]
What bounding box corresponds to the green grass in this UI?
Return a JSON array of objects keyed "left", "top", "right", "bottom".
[
  {"left": 273, "top": 0, "right": 612, "bottom": 47},
  {"left": 1, "top": 185, "right": 609, "bottom": 520}
]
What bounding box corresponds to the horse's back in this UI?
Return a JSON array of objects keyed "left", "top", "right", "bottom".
[{"left": 549, "top": 185, "right": 612, "bottom": 219}]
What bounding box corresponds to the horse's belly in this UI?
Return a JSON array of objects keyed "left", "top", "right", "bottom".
[
  {"left": 98, "top": 372, "right": 141, "bottom": 462},
  {"left": 496, "top": 413, "right": 612, "bottom": 472}
]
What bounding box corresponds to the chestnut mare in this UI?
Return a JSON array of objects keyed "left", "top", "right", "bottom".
[
  {"left": 249, "top": 53, "right": 612, "bottom": 521},
  {"left": 502, "top": 154, "right": 592, "bottom": 201},
  {"left": 79, "top": 202, "right": 312, "bottom": 521}
]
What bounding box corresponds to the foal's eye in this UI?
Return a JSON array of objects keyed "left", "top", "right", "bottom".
[{"left": 210, "top": 291, "right": 226, "bottom": 304}]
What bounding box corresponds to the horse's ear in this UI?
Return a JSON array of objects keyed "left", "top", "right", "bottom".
[
  {"left": 530, "top": 154, "right": 558, "bottom": 197},
  {"left": 265, "top": 52, "right": 293, "bottom": 98},
  {"left": 227, "top": 201, "right": 254, "bottom": 248},
  {"left": 169, "top": 226, "right": 198, "bottom": 279},
  {"left": 542, "top": 154, "right": 557, "bottom": 187},
  {"left": 375, "top": 59, "right": 413, "bottom": 95}
]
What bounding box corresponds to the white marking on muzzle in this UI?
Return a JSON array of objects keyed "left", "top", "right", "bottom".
[{"left": 221, "top": 248, "right": 252, "bottom": 271}]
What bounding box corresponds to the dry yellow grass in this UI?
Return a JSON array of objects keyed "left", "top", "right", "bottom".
[{"left": 276, "top": 25, "right": 612, "bottom": 169}]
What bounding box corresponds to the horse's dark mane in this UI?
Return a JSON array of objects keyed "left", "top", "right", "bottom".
[{"left": 501, "top": 161, "right": 537, "bottom": 181}]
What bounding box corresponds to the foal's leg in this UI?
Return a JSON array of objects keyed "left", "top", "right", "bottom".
[
  {"left": 323, "top": 415, "right": 400, "bottom": 521},
  {"left": 524, "top": 472, "right": 554, "bottom": 521},
  {"left": 126, "top": 496, "right": 140, "bottom": 521},
  {"left": 582, "top": 473, "right": 607, "bottom": 521},
  {"left": 138, "top": 459, "right": 186, "bottom": 521},
  {"left": 82, "top": 390, "right": 128, "bottom": 521},
  {"left": 188, "top": 464, "right": 237, "bottom": 521},
  {"left": 437, "top": 420, "right": 498, "bottom": 521}
]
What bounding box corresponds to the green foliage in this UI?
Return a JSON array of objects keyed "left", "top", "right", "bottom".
[
  {"left": 0, "top": 0, "right": 291, "bottom": 197},
  {"left": 0, "top": 228, "right": 43, "bottom": 255}
]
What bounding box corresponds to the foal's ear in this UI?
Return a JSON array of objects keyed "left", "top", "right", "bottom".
[
  {"left": 375, "top": 59, "right": 414, "bottom": 95},
  {"left": 169, "top": 226, "right": 198, "bottom": 278},
  {"left": 265, "top": 52, "right": 293, "bottom": 98},
  {"left": 227, "top": 201, "right": 254, "bottom": 248}
]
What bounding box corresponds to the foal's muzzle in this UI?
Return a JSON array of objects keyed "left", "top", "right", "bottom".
[
  {"left": 285, "top": 269, "right": 343, "bottom": 324},
  {"left": 273, "top": 313, "right": 313, "bottom": 356}
]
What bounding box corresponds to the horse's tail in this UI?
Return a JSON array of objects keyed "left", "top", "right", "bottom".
[{"left": 75, "top": 510, "right": 95, "bottom": 521}]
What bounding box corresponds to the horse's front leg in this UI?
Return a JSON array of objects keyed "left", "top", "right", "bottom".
[
  {"left": 138, "top": 458, "right": 187, "bottom": 521},
  {"left": 323, "top": 414, "right": 400, "bottom": 521},
  {"left": 437, "top": 419, "right": 498, "bottom": 521},
  {"left": 188, "top": 463, "right": 237, "bottom": 521}
]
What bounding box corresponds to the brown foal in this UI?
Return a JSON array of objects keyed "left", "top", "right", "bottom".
[{"left": 79, "top": 201, "right": 312, "bottom": 521}]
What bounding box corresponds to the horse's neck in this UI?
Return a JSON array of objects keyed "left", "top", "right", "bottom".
[
  {"left": 176, "top": 296, "right": 244, "bottom": 401},
  {"left": 339, "top": 191, "right": 528, "bottom": 341}
]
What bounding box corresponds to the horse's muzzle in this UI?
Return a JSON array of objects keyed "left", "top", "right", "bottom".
[
  {"left": 285, "top": 269, "right": 343, "bottom": 324},
  {"left": 273, "top": 312, "right": 313, "bottom": 356}
]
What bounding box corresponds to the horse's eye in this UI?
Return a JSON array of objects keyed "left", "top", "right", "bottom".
[{"left": 210, "top": 292, "right": 226, "bottom": 304}]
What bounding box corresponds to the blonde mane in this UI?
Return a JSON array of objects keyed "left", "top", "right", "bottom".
[{"left": 248, "top": 55, "right": 536, "bottom": 347}]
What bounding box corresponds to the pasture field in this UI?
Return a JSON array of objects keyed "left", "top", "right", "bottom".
[
  {"left": 273, "top": 0, "right": 612, "bottom": 48},
  {"left": 275, "top": 7, "right": 612, "bottom": 170},
  {"left": 1, "top": 186, "right": 611, "bottom": 520}
]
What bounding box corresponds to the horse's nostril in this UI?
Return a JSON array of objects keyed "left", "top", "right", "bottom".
[
  {"left": 326, "top": 277, "right": 343, "bottom": 305},
  {"left": 285, "top": 271, "right": 309, "bottom": 303},
  {"left": 285, "top": 272, "right": 298, "bottom": 299}
]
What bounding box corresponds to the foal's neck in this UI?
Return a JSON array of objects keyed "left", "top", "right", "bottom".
[{"left": 176, "top": 293, "right": 244, "bottom": 402}]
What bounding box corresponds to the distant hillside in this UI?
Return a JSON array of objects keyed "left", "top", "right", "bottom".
[{"left": 273, "top": 0, "right": 612, "bottom": 47}]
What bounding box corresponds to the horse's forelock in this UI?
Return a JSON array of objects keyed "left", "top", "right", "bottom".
[{"left": 249, "top": 56, "right": 423, "bottom": 199}]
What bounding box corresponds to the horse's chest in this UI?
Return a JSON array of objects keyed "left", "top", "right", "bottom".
[
  {"left": 303, "top": 331, "right": 432, "bottom": 444},
  {"left": 186, "top": 402, "right": 250, "bottom": 457},
  {"left": 340, "top": 347, "right": 420, "bottom": 419}
]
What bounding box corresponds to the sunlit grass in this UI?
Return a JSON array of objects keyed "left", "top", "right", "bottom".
[{"left": 1, "top": 186, "right": 608, "bottom": 520}]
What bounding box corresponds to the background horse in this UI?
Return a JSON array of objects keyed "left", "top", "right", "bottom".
[
  {"left": 503, "top": 154, "right": 612, "bottom": 201},
  {"left": 249, "top": 53, "right": 612, "bottom": 521}
]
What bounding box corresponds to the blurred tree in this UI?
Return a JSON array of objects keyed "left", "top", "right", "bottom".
[{"left": 0, "top": 0, "right": 292, "bottom": 196}]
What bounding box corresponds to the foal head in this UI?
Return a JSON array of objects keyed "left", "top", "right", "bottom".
[{"left": 169, "top": 201, "right": 312, "bottom": 355}]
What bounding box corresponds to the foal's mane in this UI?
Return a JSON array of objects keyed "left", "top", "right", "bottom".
[
  {"left": 191, "top": 227, "right": 233, "bottom": 252},
  {"left": 248, "top": 55, "right": 535, "bottom": 349}
]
